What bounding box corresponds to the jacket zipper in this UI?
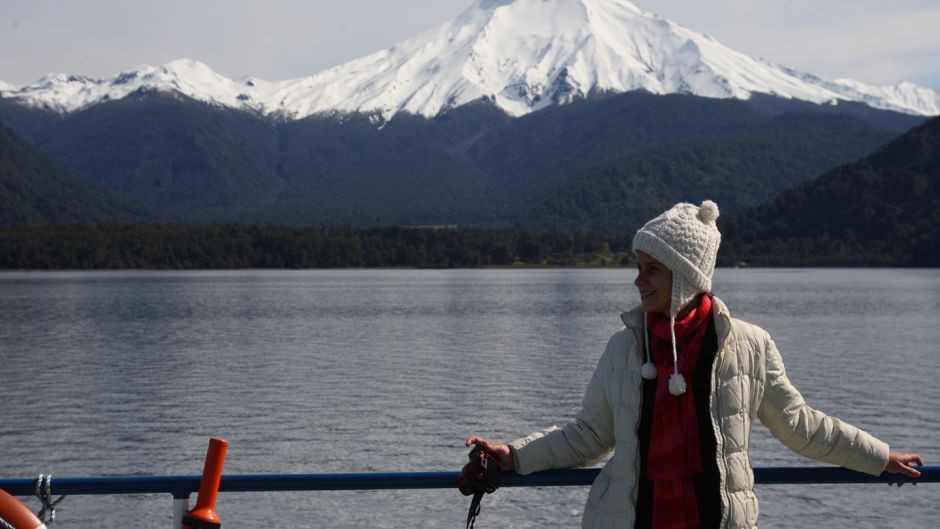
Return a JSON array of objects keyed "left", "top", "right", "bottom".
[
  {"left": 711, "top": 308, "right": 733, "bottom": 529},
  {"left": 629, "top": 325, "right": 644, "bottom": 518}
]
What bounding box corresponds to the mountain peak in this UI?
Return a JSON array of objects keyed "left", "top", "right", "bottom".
[{"left": 2, "top": 0, "right": 938, "bottom": 119}]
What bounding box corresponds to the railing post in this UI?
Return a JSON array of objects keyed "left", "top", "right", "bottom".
[{"left": 172, "top": 494, "right": 190, "bottom": 529}]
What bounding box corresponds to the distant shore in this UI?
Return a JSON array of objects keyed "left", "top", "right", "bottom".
[{"left": 1, "top": 223, "right": 931, "bottom": 269}]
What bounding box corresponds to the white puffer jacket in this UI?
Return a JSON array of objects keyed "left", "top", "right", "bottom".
[{"left": 510, "top": 296, "right": 889, "bottom": 529}]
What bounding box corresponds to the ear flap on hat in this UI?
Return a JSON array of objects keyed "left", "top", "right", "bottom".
[{"left": 670, "top": 275, "right": 700, "bottom": 318}]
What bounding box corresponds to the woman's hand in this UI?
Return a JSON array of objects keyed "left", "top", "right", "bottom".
[
  {"left": 884, "top": 451, "right": 924, "bottom": 486},
  {"left": 465, "top": 436, "right": 514, "bottom": 471}
]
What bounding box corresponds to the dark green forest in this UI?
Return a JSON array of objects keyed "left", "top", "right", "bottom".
[
  {"left": 3, "top": 113, "right": 938, "bottom": 269},
  {"left": 521, "top": 110, "right": 899, "bottom": 233},
  {"left": 0, "top": 223, "right": 634, "bottom": 269},
  {"left": 719, "top": 114, "right": 940, "bottom": 267},
  {"left": 0, "top": 121, "right": 152, "bottom": 225},
  {"left": 0, "top": 91, "right": 918, "bottom": 230},
  {"left": 2, "top": 94, "right": 937, "bottom": 269}
]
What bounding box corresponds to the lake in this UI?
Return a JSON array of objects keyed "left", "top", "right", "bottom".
[{"left": 1, "top": 269, "right": 937, "bottom": 528}]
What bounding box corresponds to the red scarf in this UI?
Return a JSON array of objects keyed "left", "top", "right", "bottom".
[{"left": 646, "top": 294, "right": 713, "bottom": 529}]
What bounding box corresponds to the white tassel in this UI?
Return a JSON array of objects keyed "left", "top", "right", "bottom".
[
  {"left": 641, "top": 313, "right": 657, "bottom": 379},
  {"left": 669, "top": 372, "right": 687, "bottom": 395},
  {"left": 668, "top": 316, "right": 686, "bottom": 395}
]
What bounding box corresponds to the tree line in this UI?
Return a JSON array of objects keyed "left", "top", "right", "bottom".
[{"left": 0, "top": 223, "right": 636, "bottom": 269}]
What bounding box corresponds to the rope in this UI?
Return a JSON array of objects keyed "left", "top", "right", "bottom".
[
  {"left": 0, "top": 515, "right": 16, "bottom": 529},
  {"left": 670, "top": 315, "right": 678, "bottom": 376},
  {"left": 34, "top": 474, "right": 66, "bottom": 524}
]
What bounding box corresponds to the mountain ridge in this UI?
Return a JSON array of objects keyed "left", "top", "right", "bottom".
[{"left": 2, "top": 0, "right": 937, "bottom": 120}]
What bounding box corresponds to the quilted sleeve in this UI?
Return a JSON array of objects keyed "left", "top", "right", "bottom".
[
  {"left": 509, "top": 334, "right": 618, "bottom": 475},
  {"left": 756, "top": 334, "right": 890, "bottom": 476}
]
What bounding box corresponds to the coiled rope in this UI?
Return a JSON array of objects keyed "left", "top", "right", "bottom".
[{"left": 35, "top": 474, "right": 66, "bottom": 524}]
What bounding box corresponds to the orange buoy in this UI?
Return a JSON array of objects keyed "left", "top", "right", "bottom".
[
  {"left": 181, "top": 438, "right": 228, "bottom": 529},
  {"left": 0, "top": 489, "right": 45, "bottom": 529}
]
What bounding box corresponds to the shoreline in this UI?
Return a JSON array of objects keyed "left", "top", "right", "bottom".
[{"left": 2, "top": 264, "right": 938, "bottom": 272}]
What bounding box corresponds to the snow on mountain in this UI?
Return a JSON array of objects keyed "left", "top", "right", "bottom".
[
  {"left": 1, "top": 0, "right": 938, "bottom": 120},
  {"left": 0, "top": 60, "right": 292, "bottom": 115}
]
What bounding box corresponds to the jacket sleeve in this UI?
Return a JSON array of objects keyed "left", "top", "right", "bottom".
[
  {"left": 756, "top": 333, "right": 889, "bottom": 476},
  {"left": 508, "top": 333, "right": 618, "bottom": 475}
]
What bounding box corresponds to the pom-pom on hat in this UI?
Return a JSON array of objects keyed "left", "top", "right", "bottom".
[{"left": 632, "top": 200, "right": 721, "bottom": 394}]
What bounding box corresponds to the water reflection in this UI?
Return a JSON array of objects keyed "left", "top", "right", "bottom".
[{"left": 0, "top": 269, "right": 937, "bottom": 529}]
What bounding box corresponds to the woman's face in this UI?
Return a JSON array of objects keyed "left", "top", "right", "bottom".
[{"left": 634, "top": 250, "right": 672, "bottom": 315}]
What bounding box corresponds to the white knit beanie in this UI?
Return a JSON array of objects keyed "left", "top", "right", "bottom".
[{"left": 632, "top": 200, "right": 721, "bottom": 394}]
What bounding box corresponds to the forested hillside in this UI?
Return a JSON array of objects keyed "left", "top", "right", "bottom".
[
  {"left": 0, "top": 91, "right": 920, "bottom": 229},
  {"left": 721, "top": 115, "right": 940, "bottom": 266},
  {"left": 0, "top": 120, "right": 151, "bottom": 225}
]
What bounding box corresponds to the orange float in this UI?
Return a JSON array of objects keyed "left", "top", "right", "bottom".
[
  {"left": 0, "top": 489, "right": 45, "bottom": 529},
  {"left": 181, "top": 438, "right": 228, "bottom": 529}
]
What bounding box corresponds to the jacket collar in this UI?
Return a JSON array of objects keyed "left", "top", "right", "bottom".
[{"left": 621, "top": 295, "right": 734, "bottom": 348}]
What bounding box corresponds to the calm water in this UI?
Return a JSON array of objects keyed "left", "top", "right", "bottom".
[{"left": 1, "top": 269, "right": 937, "bottom": 528}]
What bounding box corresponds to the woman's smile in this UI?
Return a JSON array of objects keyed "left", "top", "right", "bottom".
[{"left": 634, "top": 250, "right": 672, "bottom": 315}]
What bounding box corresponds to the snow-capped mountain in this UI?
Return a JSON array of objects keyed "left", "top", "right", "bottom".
[{"left": 2, "top": 0, "right": 938, "bottom": 120}]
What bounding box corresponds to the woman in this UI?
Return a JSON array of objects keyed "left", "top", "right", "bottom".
[{"left": 465, "top": 200, "right": 922, "bottom": 529}]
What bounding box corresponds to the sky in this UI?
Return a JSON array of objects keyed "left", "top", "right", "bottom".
[{"left": 2, "top": 0, "right": 939, "bottom": 90}]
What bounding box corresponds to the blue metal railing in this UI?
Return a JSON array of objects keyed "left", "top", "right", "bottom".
[{"left": 1, "top": 466, "right": 936, "bottom": 499}]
